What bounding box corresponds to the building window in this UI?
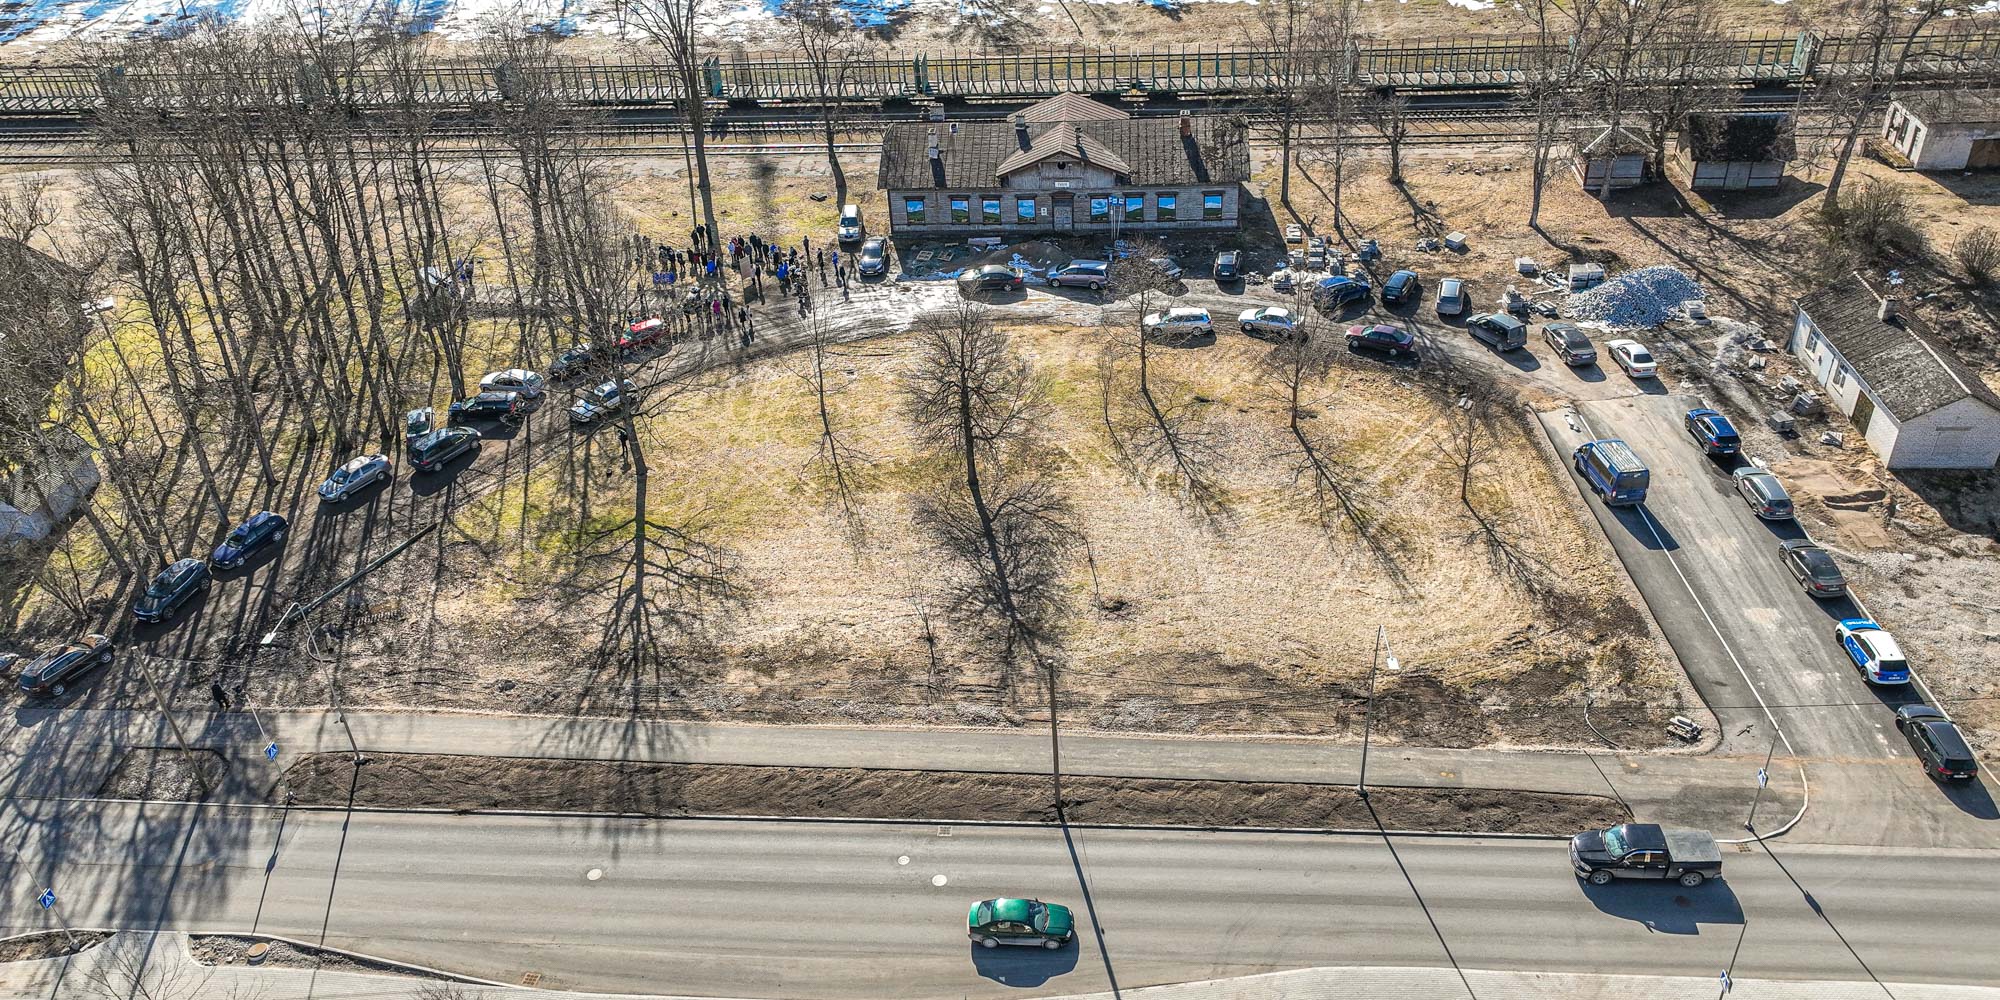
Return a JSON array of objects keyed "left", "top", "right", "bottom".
[
  {"left": 1834, "top": 366, "right": 1849, "bottom": 389},
  {"left": 1203, "top": 191, "right": 1224, "bottom": 219},
  {"left": 904, "top": 197, "right": 925, "bottom": 224},
  {"left": 1016, "top": 197, "right": 1037, "bottom": 222},
  {"left": 981, "top": 197, "right": 1001, "bottom": 225},
  {"left": 1123, "top": 193, "right": 1145, "bottom": 222},
  {"left": 950, "top": 196, "right": 970, "bottom": 224},
  {"left": 1088, "top": 196, "right": 1110, "bottom": 223},
  {"left": 1156, "top": 193, "right": 1176, "bottom": 221}
]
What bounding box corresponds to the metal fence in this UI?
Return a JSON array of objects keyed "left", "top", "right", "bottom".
[{"left": 4, "top": 27, "right": 1998, "bottom": 114}]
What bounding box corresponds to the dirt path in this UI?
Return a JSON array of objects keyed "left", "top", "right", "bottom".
[{"left": 267, "top": 752, "right": 1625, "bottom": 834}]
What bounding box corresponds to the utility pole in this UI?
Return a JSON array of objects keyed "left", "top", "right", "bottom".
[
  {"left": 1743, "top": 732, "right": 1780, "bottom": 834},
  {"left": 136, "top": 654, "right": 209, "bottom": 792},
  {"left": 1356, "top": 625, "right": 1399, "bottom": 799}
]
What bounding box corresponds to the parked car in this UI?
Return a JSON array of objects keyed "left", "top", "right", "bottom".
[
  {"left": 1345, "top": 324, "right": 1416, "bottom": 359},
  {"left": 548, "top": 342, "right": 595, "bottom": 382},
  {"left": 1045, "top": 260, "right": 1109, "bottom": 290},
  {"left": 1574, "top": 439, "right": 1649, "bottom": 506},
  {"left": 837, "top": 203, "right": 864, "bottom": 244},
  {"left": 1683, "top": 408, "right": 1741, "bottom": 456},
  {"left": 1466, "top": 312, "right": 1527, "bottom": 351},
  {"left": 1314, "top": 275, "right": 1371, "bottom": 311},
  {"left": 1149, "top": 257, "right": 1185, "bottom": 281},
  {"left": 449, "top": 391, "right": 527, "bottom": 426},
  {"left": 857, "top": 238, "right": 889, "bottom": 277},
  {"left": 958, "top": 264, "right": 1025, "bottom": 294},
  {"left": 319, "top": 454, "right": 391, "bottom": 503},
  {"left": 1381, "top": 269, "right": 1420, "bottom": 306},
  {"left": 1779, "top": 539, "right": 1847, "bottom": 598},
  {"left": 405, "top": 406, "right": 434, "bottom": 440},
  {"left": 1239, "top": 307, "right": 1300, "bottom": 339},
  {"left": 132, "top": 558, "right": 211, "bottom": 623},
  {"left": 211, "top": 511, "right": 288, "bottom": 569},
  {"left": 1142, "top": 307, "right": 1213, "bottom": 338},
  {"left": 1540, "top": 323, "right": 1597, "bottom": 366},
  {"left": 410, "top": 427, "right": 481, "bottom": 473},
  {"left": 569, "top": 379, "right": 636, "bottom": 425},
  {"left": 1606, "top": 339, "right": 1658, "bottom": 378},
  {"left": 1835, "top": 617, "right": 1911, "bottom": 685},
  {"left": 1732, "top": 467, "right": 1794, "bottom": 520},
  {"left": 1212, "top": 250, "right": 1243, "bottom": 282},
  {"left": 1894, "top": 705, "right": 1979, "bottom": 781},
  {"left": 1569, "top": 824, "right": 1721, "bottom": 888},
  {"left": 618, "top": 317, "right": 668, "bottom": 353},
  {"left": 480, "top": 368, "right": 546, "bottom": 400},
  {"left": 16, "top": 634, "right": 113, "bottom": 698},
  {"left": 1435, "top": 277, "right": 1467, "bottom": 317},
  {"left": 966, "top": 898, "right": 1074, "bottom": 950}
]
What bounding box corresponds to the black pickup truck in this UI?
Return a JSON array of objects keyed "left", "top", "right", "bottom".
[{"left": 1570, "top": 823, "right": 1722, "bottom": 887}]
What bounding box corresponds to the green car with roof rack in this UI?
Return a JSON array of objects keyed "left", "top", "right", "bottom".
[{"left": 967, "top": 898, "right": 1074, "bottom": 949}]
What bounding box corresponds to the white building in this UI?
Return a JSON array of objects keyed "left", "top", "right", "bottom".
[
  {"left": 1792, "top": 275, "right": 2000, "bottom": 470},
  {"left": 1882, "top": 92, "right": 2000, "bottom": 171}
]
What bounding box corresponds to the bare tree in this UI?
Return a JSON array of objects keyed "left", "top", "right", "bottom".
[
  {"left": 1099, "top": 242, "right": 1227, "bottom": 520},
  {"left": 786, "top": 300, "right": 871, "bottom": 537},
  {"left": 1522, "top": 0, "right": 1596, "bottom": 231},
  {"left": 903, "top": 300, "right": 1077, "bottom": 806},
  {"left": 1362, "top": 91, "right": 1412, "bottom": 187},
  {"left": 0, "top": 176, "right": 61, "bottom": 245},
  {"left": 1816, "top": 0, "right": 1951, "bottom": 205},
  {"left": 1250, "top": 0, "right": 1335, "bottom": 213},
  {"left": 778, "top": 0, "right": 867, "bottom": 207},
  {"left": 613, "top": 0, "right": 724, "bottom": 252}
]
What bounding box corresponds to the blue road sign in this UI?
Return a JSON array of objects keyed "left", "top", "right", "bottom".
[
  {"left": 1720, "top": 970, "right": 1732, "bottom": 993},
  {"left": 265, "top": 742, "right": 280, "bottom": 761},
  {"left": 37, "top": 889, "right": 54, "bottom": 910},
  {"left": 1756, "top": 767, "right": 1768, "bottom": 788}
]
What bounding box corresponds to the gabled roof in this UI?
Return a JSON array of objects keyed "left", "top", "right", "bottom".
[
  {"left": 1019, "top": 93, "right": 1128, "bottom": 124},
  {"left": 1573, "top": 124, "right": 1652, "bottom": 157},
  {"left": 1680, "top": 112, "right": 1796, "bottom": 162},
  {"left": 1798, "top": 273, "right": 2000, "bottom": 420},
  {"left": 995, "top": 122, "right": 1131, "bottom": 179}
]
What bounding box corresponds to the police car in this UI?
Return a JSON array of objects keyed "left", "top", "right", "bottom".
[{"left": 1835, "top": 618, "right": 1910, "bottom": 685}]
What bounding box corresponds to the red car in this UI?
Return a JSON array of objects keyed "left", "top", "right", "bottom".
[
  {"left": 618, "top": 317, "right": 666, "bottom": 352},
  {"left": 1345, "top": 323, "right": 1416, "bottom": 359}
]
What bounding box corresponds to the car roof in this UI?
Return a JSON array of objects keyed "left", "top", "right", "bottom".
[
  {"left": 1390, "top": 269, "right": 1417, "bottom": 279},
  {"left": 1853, "top": 626, "right": 1904, "bottom": 660},
  {"left": 1897, "top": 704, "right": 1947, "bottom": 721},
  {"left": 1607, "top": 338, "right": 1639, "bottom": 348},
  {"left": 1440, "top": 277, "right": 1462, "bottom": 290},
  {"left": 1365, "top": 324, "right": 1409, "bottom": 336},
  {"left": 989, "top": 898, "right": 1034, "bottom": 922},
  {"left": 1167, "top": 307, "right": 1209, "bottom": 318},
  {"left": 338, "top": 455, "right": 378, "bottom": 472},
  {"left": 492, "top": 368, "right": 536, "bottom": 379}
]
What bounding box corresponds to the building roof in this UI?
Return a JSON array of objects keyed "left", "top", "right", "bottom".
[
  {"left": 1680, "top": 112, "right": 1796, "bottom": 162},
  {"left": 878, "top": 113, "right": 1250, "bottom": 191},
  {"left": 1019, "top": 93, "right": 1128, "bottom": 124},
  {"left": 1572, "top": 124, "right": 1653, "bottom": 157},
  {"left": 1894, "top": 90, "right": 2000, "bottom": 127},
  {"left": 1798, "top": 273, "right": 2000, "bottom": 420},
  {"left": 994, "top": 122, "right": 1131, "bottom": 178}
]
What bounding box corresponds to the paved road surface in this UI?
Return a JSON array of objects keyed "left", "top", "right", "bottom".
[{"left": 3, "top": 804, "right": 1995, "bottom": 997}]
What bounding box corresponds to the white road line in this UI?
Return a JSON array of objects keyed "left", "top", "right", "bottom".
[{"left": 1569, "top": 405, "right": 1809, "bottom": 842}]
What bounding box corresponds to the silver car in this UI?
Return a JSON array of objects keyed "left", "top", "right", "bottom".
[
  {"left": 479, "top": 368, "right": 546, "bottom": 399},
  {"left": 1436, "top": 278, "right": 1466, "bottom": 317},
  {"left": 318, "top": 454, "right": 391, "bottom": 503},
  {"left": 569, "top": 379, "right": 636, "bottom": 425},
  {"left": 1733, "top": 468, "right": 1794, "bottom": 520},
  {"left": 1238, "top": 306, "right": 1300, "bottom": 339}
]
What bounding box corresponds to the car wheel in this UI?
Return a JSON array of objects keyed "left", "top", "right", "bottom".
[
  {"left": 1678, "top": 871, "right": 1705, "bottom": 887},
  {"left": 273, "top": 529, "right": 286, "bottom": 543},
  {"left": 51, "top": 683, "right": 65, "bottom": 697},
  {"left": 98, "top": 650, "right": 112, "bottom": 663},
  {"left": 1588, "top": 869, "right": 1613, "bottom": 886},
  {"left": 1042, "top": 939, "right": 1063, "bottom": 950},
  {"left": 979, "top": 937, "right": 998, "bottom": 949},
  {"left": 1089, "top": 282, "right": 1102, "bottom": 291}
]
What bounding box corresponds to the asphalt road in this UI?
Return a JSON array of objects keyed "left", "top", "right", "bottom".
[{"left": 3, "top": 805, "right": 1994, "bottom": 996}]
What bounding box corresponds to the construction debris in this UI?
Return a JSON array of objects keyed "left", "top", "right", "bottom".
[{"left": 1563, "top": 265, "right": 1703, "bottom": 328}]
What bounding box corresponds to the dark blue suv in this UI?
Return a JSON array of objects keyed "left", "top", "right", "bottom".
[
  {"left": 132, "top": 558, "right": 211, "bottom": 623},
  {"left": 211, "top": 511, "right": 288, "bottom": 569},
  {"left": 1683, "top": 408, "right": 1741, "bottom": 456},
  {"left": 1314, "top": 275, "right": 1372, "bottom": 311}
]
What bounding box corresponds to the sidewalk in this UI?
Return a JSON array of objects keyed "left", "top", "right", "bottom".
[
  {"left": 3, "top": 932, "right": 1996, "bottom": 1000},
  {"left": 2, "top": 707, "right": 1809, "bottom": 838}
]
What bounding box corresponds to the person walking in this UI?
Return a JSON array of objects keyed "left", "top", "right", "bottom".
[{"left": 209, "top": 680, "right": 231, "bottom": 712}]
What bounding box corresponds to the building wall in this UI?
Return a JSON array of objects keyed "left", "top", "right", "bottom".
[
  {"left": 886, "top": 183, "right": 1241, "bottom": 236},
  {"left": 1791, "top": 308, "right": 1867, "bottom": 417},
  {"left": 1570, "top": 153, "right": 1647, "bottom": 189},
  {"left": 1885, "top": 102, "right": 2000, "bottom": 170},
  {"left": 1883, "top": 397, "right": 2000, "bottom": 469}
]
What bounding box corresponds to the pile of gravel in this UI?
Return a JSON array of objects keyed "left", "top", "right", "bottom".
[{"left": 1563, "top": 265, "right": 1703, "bottom": 328}]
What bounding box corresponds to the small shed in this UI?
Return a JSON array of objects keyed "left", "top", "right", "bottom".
[
  {"left": 1677, "top": 112, "right": 1795, "bottom": 191},
  {"left": 1568, "top": 125, "right": 1653, "bottom": 191},
  {"left": 1882, "top": 92, "right": 2000, "bottom": 171}
]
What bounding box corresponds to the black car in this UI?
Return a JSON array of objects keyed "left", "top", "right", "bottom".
[
  {"left": 1894, "top": 705, "right": 1978, "bottom": 781},
  {"left": 857, "top": 238, "right": 888, "bottom": 277},
  {"left": 957, "top": 264, "right": 1024, "bottom": 294},
  {"left": 410, "top": 427, "right": 481, "bottom": 472},
  {"left": 211, "top": 511, "right": 288, "bottom": 569},
  {"left": 1345, "top": 323, "right": 1416, "bottom": 359},
  {"left": 1212, "top": 250, "right": 1243, "bottom": 282},
  {"left": 132, "top": 558, "right": 210, "bottom": 623},
  {"left": 548, "top": 343, "right": 595, "bottom": 382},
  {"left": 1778, "top": 539, "right": 1846, "bottom": 598},
  {"left": 448, "top": 391, "right": 526, "bottom": 426},
  {"left": 17, "top": 635, "right": 114, "bottom": 698},
  {"left": 1381, "top": 269, "right": 1420, "bottom": 305},
  {"left": 1540, "top": 323, "right": 1598, "bottom": 366}
]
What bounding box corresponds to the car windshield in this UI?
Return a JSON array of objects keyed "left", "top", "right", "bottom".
[
  {"left": 330, "top": 466, "right": 354, "bottom": 484},
  {"left": 227, "top": 524, "right": 253, "bottom": 545},
  {"left": 145, "top": 577, "right": 175, "bottom": 598},
  {"left": 1027, "top": 902, "right": 1048, "bottom": 931},
  {"left": 1602, "top": 827, "right": 1626, "bottom": 854}
]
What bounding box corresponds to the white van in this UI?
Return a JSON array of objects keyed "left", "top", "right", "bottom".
[{"left": 837, "top": 204, "right": 863, "bottom": 244}]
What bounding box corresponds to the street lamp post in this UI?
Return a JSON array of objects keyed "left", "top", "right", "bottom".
[
  {"left": 1744, "top": 732, "right": 1780, "bottom": 834},
  {"left": 1356, "top": 625, "right": 1400, "bottom": 799}
]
